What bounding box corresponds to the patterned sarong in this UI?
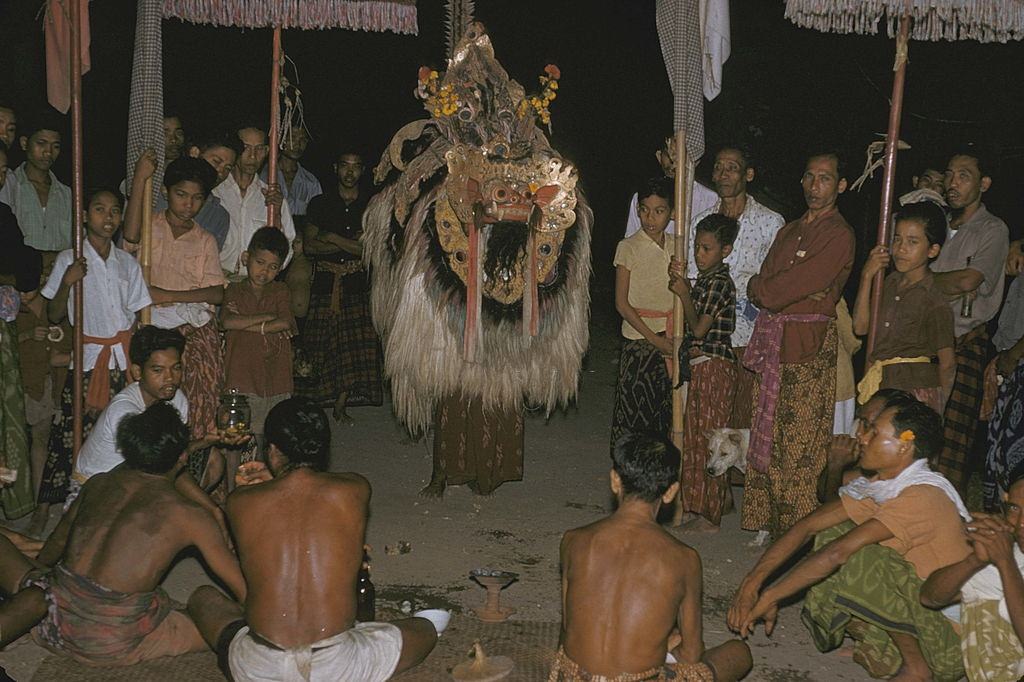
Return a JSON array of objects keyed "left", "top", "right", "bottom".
[
  {"left": 961, "top": 599, "right": 1024, "bottom": 682},
  {"left": 432, "top": 393, "right": 523, "bottom": 495},
  {"left": 22, "top": 563, "right": 172, "bottom": 666},
  {"left": 742, "top": 323, "right": 836, "bottom": 536},
  {"left": 729, "top": 346, "right": 756, "bottom": 429},
  {"left": 680, "top": 356, "right": 735, "bottom": 525},
  {"left": 38, "top": 367, "right": 127, "bottom": 504},
  {"left": 0, "top": 319, "right": 33, "bottom": 518},
  {"left": 178, "top": 322, "right": 223, "bottom": 441},
  {"left": 611, "top": 338, "right": 672, "bottom": 450},
  {"left": 801, "top": 522, "right": 964, "bottom": 682},
  {"left": 984, "top": 358, "right": 1024, "bottom": 510},
  {"left": 936, "top": 324, "right": 990, "bottom": 491},
  {"left": 547, "top": 646, "right": 713, "bottom": 682},
  {"left": 743, "top": 312, "right": 831, "bottom": 473},
  {"left": 295, "top": 289, "right": 383, "bottom": 407}
]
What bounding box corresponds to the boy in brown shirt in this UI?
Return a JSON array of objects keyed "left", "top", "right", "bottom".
[
  {"left": 730, "top": 399, "right": 970, "bottom": 681},
  {"left": 552, "top": 432, "right": 751, "bottom": 681}
]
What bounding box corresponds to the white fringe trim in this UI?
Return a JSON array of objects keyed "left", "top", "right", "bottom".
[
  {"left": 163, "top": 0, "right": 418, "bottom": 34},
  {"left": 784, "top": 0, "right": 1024, "bottom": 43}
]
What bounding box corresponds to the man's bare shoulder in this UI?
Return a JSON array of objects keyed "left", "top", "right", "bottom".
[{"left": 229, "top": 469, "right": 370, "bottom": 507}]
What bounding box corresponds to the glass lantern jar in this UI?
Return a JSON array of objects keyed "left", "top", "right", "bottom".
[{"left": 216, "top": 389, "right": 251, "bottom": 436}]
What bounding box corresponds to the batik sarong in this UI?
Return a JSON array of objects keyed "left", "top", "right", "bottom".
[
  {"left": 983, "top": 358, "right": 1024, "bottom": 510},
  {"left": 178, "top": 322, "right": 223, "bottom": 441},
  {"left": 0, "top": 319, "right": 33, "bottom": 518},
  {"left": 38, "top": 367, "right": 127, "bottom": 504},
  {"left": 547, "top": 646, "right": 714, "bottom": 682},
  {"left": 729, "top": 346, "right": 756, "bottom": 429},
  {"left": 961, "top": 599, "right": 1024, "bottom": 682},
  {"left": 801, "top": 522, "right": 964, "bottom": 682},
  {"left": 22, "top": 563, "right": 187, "bottom": 667},
  {"left": 295, "top": 289, "right": 383, "bottom": 407},
  {"left": 611, "top": 338, "right": 672, "bottom": 450},
  {"left": 432, "top": 393, "right": 523, "bottom": 495},
  {"left": 936, "top": 325, "right": 990, "bottom": 491},
  {"left": 680, "top": 356, "right": 735, "bottom": 525},
  {"left": 742, "top": 323, "right": 836, "bottom": 536}
]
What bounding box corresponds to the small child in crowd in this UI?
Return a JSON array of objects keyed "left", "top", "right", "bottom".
[
  {"left": 668, "top": 213, "right": 738, "bottom": 532},
  {"left": 611, "top": 177, "right": 676, "bottom": 448},
  {"left": 221, "top": 227, "right": 297, "bottom": 484},
  {"left": 853, "top": 201, "right": 955, "bottom": 414},
  {"left": 551, "top": 432, "right": 752, "bottom": 681},
  {"left": 127, "top": 154, "right": 226, "bottom": 455},
  {"left": 38, "top": 187, "right": 151, "bottom": 513}
]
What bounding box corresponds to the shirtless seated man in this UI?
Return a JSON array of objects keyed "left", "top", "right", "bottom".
[
  {"left": 188, "top": 397, "right": 436, "bottom": 681},
  {"left": 0, "top": 401, "right": 245, "bottom": 667},
  {"left": 551, "top": 432, "right": 752, "bottom": 682}
]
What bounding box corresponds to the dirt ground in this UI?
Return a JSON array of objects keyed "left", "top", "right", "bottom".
[{"left": 0, "top": 301, "right": 872, "bottom": 681}]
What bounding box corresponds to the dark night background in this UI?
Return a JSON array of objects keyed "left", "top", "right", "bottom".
[{"left": 1, "top": 1, "right": 1021, "bottom": 291}]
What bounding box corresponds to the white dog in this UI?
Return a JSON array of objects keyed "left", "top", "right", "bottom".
[{"left": 705, "top": 428, "right": 769, "bottom": 547}]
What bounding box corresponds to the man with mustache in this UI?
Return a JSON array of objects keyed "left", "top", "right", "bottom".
[{"left": 930, "top": 147, "right": 1009, "bottom": 493}]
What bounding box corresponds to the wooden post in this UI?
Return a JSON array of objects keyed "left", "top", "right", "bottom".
[
  {"left": 139, "top": 177, "right": 153, "bottom": 325},
  {"left": 267, "top": 26, "right": 282, "bottom": 228},
  {"left": 670, "top": 131, "right": 692, "bottom": 526},
  {"left": 866, "top": 12, "right": 911, "bottom": 355},
  {"left": 69, "top": 0, "right": 85, "bottom": 458}
]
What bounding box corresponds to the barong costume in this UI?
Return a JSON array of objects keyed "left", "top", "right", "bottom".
[
  {"left": 37, "top": 243, "right": 149, "bottom": 503},
  {"left": 803, "top": 460, "right": 971, "bottom": 681},
  {"left": 931, "top": 205, "right": 1008, "bottom": 489},
  {"left": 227, "top": 622, "right": 402, "bottom": 682},
  {"left": 363, "top": 24, "right": 592, "bottom": 495},
  {"left": 679, "top": 262, "right": 736, "bottom": 525},
  {"left": 22, "top": 563, "right": 199, "bottom": 667},
  {"left": 611, "top": 232, "right": 675, "bottom": 449},
  {"left": 742, "top": 207, "right": 854, "bottom": 536},
  {"left": 297, "top": 192, "right": 382, "bottom": 408}
]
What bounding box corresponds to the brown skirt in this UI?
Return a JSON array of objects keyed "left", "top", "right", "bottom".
[
  {"left": 680, "top": 357, "right": 736, "bottom": 525},
  {"left": 432, "top": 393, "right": 523, "bottom": 495}
]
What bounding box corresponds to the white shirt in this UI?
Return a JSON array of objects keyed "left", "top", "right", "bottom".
[
  {"left": 41, "top": 241, "right": 151, "bottom": 371},
  {"left": 623, "top": 181, "right": 718, "bottom": 239},
  {"left": 215, "top": 173, "right": 296, "bottom": 277},
  {"left": 74, "top": 383, "right": 189, "bottom": 480},
  {"left": 688, "top": 195, "right": 785, "bottom": 347}
]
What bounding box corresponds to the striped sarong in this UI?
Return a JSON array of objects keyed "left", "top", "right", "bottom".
[
  {"left": 936, "top": 324, "right": 990, "bottom": 491},
  {"left": 802, "top": 522, "right": 964, "bottom": 682}
]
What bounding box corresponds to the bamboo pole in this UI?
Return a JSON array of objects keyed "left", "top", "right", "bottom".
[
  {"left": 670, "top": 131, "right": 692, "bottom": 527},
  {"left": 70, "top": 0, "right": 85, "bottom": 458},
  {"left": 866, "top": 12, "right": 911, "bottom": 355},
  {"left": 267, "top": 26, "right": 282, "bottom": 228},
  {"left": 139, "top": 177, "right": 153, "bottom": 325}
]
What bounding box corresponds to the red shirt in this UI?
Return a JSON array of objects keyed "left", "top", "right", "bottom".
[
  {"left": 223, "top": 281, "right": 295, "bottom": 397},
  {"left": 748, "top": 207, "right": 855, "bottom": 364}
]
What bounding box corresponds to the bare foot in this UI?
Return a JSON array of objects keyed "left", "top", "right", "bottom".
[
  {"left": 671, "top": 511, "right": 697, "bottom": 528},
  {"left": 680, "top": 516, "right": 720, "bottom": 534},
  {"left": 332, "top": 404, "right": 353, "bottom": 423},
  {"left": 890, "top": 667, "right": 933, "bottom": 682},
  {"left": 419, "top": 479, "right": 446, "bottom": 499}
]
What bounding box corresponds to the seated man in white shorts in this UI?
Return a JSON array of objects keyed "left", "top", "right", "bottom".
[{"left": 187, "top": 398, "right": 436, "bottom": 681}]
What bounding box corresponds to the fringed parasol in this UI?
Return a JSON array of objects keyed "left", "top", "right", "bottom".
[{"left": 784, "top": 0, "right": 1024, "bottom": 352}]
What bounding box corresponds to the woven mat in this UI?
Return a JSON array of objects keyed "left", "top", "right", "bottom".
[{"left": 30, "top": 618, "right": 559, "bottom": 681}]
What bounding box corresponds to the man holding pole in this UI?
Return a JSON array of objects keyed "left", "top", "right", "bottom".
[{"left": 741, "top": 150, "right": 855, "bottom": 538}]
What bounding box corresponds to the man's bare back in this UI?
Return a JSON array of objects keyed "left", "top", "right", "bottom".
[
  {"left": 39, "top": 465, "right": 244, "bottom": 598},
  {"left": 561, "top": 513, "right": 701, "bottom": 676},
  {"left": 227, "top": 467, "right": 369, "bottom": 648}
]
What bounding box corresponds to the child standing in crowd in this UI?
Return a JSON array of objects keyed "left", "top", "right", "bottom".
[
  {"left": 853, "top": 201, "right": 956, "bottom": 414},
  {"left": 37, "top": 188, "right": 150, "bottom": 514},
  {"left": 669, "top": 213, "right": 738, "bottom": 532},
  {"left": 611, "top": 177, "right": 676, "bottom": 447},
  {"left": 126, "top": 155, "right": 225, "bottom": 456},
  {"left": 221, "top": 227, "right": 296, "bottom": 484}
]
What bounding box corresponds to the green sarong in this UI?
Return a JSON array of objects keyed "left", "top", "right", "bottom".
[
  {"left": 801, "top": 521, "right": 964, "bottom": 681},
  {"left": 0, "top": 319, "right": 33, "bottom": 518},
  {"left": 962, "top": 599, "right": 1024, "bottom": 682}
]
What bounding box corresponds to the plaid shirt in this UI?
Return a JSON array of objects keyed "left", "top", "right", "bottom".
[{"left": 684, "top": 262, "right": 735, "bottom": 361}]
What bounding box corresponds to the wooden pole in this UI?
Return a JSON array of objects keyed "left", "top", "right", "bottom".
[
  {"left": 69, "top": 0, "right": 85, "bottom": 458},
  {"left": 866, "top": 12, "right": 911, "bottom": 355},
  {"left": 670, "top": 131, "right": 692, "bottom": 526},
  {"left": 139, "top": 177, "right": 153, "bottom": 325},
  {"left": 267, "top": 26, "right": 282, "bottom": 228}
]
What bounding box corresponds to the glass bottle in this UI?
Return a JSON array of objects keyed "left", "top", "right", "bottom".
[
  {"left": 357, "top": 552, "right": 376, "bottom": 622},
  {"left": 960, "top": 256, "right": 973, "bottom": 318},
  {"left": 216, "top": 389, "right": 252, "bottom": 437}
]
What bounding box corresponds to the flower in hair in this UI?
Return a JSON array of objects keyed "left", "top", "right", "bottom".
[{"left": 898, "top": 429, "right": 915, "bottom": 442}]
